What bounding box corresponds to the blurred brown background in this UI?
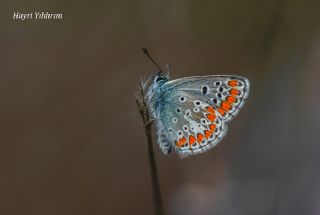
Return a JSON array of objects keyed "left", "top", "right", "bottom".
[{"left": 1, "top": 0, "right": 320, "bottom": 214}]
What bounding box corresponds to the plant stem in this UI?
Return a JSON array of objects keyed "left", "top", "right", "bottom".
[{"left": 136, "top": 87, "right": 164, "bottom": 215}]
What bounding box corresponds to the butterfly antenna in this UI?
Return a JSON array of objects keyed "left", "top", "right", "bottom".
[{"left": 142, "top": 47, "right": 162, "bottom": 75}]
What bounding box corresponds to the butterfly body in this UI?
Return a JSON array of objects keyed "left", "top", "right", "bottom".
[{"left": 145, "top": 73, "right": 249, "bottom": 157}]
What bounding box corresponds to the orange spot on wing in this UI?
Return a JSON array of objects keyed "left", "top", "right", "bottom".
[
  {"left": 227, "top": 96, "right": 236, "bottom": 104},
  {"left": 189, "top": 135, "right": 196, "bottom": 145},
  {"left": 209, "top": 124, "right": 216, "bottom": 132},
  {"left": 218, "top": 107, "right": 226, "bottom": 116},
  {"left": 230, "top": 89, "right": 239, "bottom": 96},
  {"left": 204, "top": 130, "right": 212, "bottom": 139},
  {"left": 206, "top": 113, "right": 216, "bottom": 122},
  {"left": 221, "top": 101, "right": 231, "bottom": 111},
  {"left": 197, "top": 133, "right": 204, "bottom": 143},
  {"left": 228, "top": 80, "right": 238, "bottom": 87},
  {"left": 177, "top": 137, "right": 186, "bottom": 147},
  {"left": 206, "top": 106, "right": 215, "bottom": 114}
]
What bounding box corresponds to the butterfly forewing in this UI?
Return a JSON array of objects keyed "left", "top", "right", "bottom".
[{"left": 150, "top": 75, "right": 249, "bottom": 157}]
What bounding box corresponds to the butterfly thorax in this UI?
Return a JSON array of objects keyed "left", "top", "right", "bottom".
[{"left": 145, "top": 73, "right": 169, "bottom": 115}]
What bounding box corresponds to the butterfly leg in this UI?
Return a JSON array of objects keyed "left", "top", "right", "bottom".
[{"left": 144, "top": 118, "right": 155, "bottom": 127}]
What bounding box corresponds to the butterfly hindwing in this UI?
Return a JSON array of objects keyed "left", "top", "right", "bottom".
[
  {"left": 156, "top": 94, "right": 216, "bottom": 156},
  {"left": 149, "top": 75, "right": 249, "bottom": 157}
]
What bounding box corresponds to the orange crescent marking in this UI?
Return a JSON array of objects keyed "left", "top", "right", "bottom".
[
  {"left": 226, "top": 96, "right": 236, "bottom": 103},
  {"left": 197, "top": 133, "right": 204, "bottom": 143},
  {"left": 206, "top": 106, "right": 215, "bottom": 115},
  {"left": 221, "top": 101, "right": 231, "bottom": 111},
  {"left": 177, "top": 137, "right": 186, "bottom": 147},
  {"left": 230, "top": 89, "right": 239, "bottom": 96},
  {"left": 206, "top": 113, "right": 216, "bottom": 122},
  {"left": 228, "top": 80, "right": 238, "bottom": 87},
  {"left": 204, "top": 130, "right": 212, "bottom": 139},
  {"left": 209, "top": 124, "right": 216, "bottom": 132},
  {"left": 218, "top": 107, "right": 226, "bottom": 116},
  {"left": 189, "top": 135, "right": 196, "bottom": 145}
]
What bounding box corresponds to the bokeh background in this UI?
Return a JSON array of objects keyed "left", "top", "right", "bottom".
[{"left": 1, "top": 0, "right": 320, "bottom": 214}]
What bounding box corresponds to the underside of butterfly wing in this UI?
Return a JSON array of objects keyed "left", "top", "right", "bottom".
[{"left": 149, "top": 75, "right": 249, "bottom": 157}]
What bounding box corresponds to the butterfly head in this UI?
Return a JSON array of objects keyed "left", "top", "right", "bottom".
[
  {"left": 144, "top": 72, "right": 169, "bottom": 110},
  {"left": 153, "top": 72, "right": 169, "bottom": 84},
  {"left": 149, "top": 72, "right": 169, "bottom": 93}
]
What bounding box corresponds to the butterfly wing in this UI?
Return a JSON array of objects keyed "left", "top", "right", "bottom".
[{"left": 151, "top": 75, "right": 249, "bottom": 157}]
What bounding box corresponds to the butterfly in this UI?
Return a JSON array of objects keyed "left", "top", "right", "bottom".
[{"left": 142, "top": 49, "right": 250, "bottom": 157}]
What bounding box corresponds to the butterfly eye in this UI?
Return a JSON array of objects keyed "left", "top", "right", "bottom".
[
  {"left": 193, "top": 107, "right": 200, "bottom": 113},
  {"left": 219, "top": 87, "right": 224, "bottom": 92},
  {"left": 176, "top": 108, "right": 182, "bottom": 114},
  {"left": 168, "top": 128, "right": 173, "bottom": 133},
  {"left": 172, "top": 118, "right": 178, "bottom": 123},
  {"left": 155, "top": 76, "right": 166, "bottom": 82}
]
